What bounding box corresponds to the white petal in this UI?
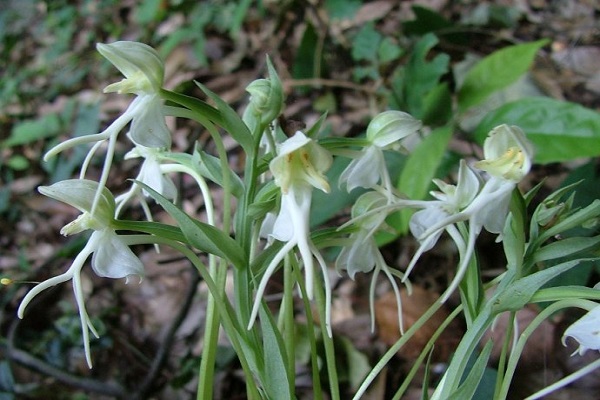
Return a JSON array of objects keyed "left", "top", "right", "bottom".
[
  {"left": 563, "top": 306, "right": 600, "bottom": 356},
  {"left": 340, "top": 146, "right": 384, "bottom": 191},
  {"left": 129, "top": 95, "right": 171, "bottom": 148},
  {"left": 90, "top": 230, "right": 144, "bottom": 279}
]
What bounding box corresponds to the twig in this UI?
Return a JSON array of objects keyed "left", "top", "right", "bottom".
[{"left": 4, "top": 344, "right": 125, "bottom": 397}]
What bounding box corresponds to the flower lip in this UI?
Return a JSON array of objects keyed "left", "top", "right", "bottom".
[
  {"left": 474, "top": 124, "right": 534, "bottom": 182},
  {"left": 270, "top": 131, "right": 333, "bottom": 194}
]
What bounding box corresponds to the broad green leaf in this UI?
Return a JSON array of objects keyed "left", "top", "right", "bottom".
[
  {"left": 138, "top": 182, "right": 247, "bottom": 270},
  {"left": 403, "top": 6, "right": 453, "bottom": 36},
  {"left": 391, "top": 125, "right": 453, "bottom": 235},
  {"left": 390, "top": 33, "right": 450, "bottom": 118},
  {"left": 259, "top": 307, "right": 293, "bottom": 399},
  {"left": 378, "top": 37, "right": 403, "bottom": 64},
  {"left": 2, "top": 114, "right": 61, "bottom": 148},
  {"left": 352, "top": 23, "right": 381, "bottom": 61},
  {"left": 475, "top": 97, "right": 600, "bottom": 163},
  {"left": 324, "top": 0, "right": 362, "bottom": 20},
  {"left": 421, "top": 82, "right": 452, "bottom": 127},
  {"left": 458, "top": 39, "right": 548, "bottom": 111}
]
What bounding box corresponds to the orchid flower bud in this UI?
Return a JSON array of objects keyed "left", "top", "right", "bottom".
[
  {"left": 243, "top": 57, "right": 284, "bottom": 129},
  {"left": 366, "top": 110, "right": 422, "bottom": 148}
]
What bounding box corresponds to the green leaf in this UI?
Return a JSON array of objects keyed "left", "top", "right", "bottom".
[
  {"left": 390, "top": 33, "right": 449, "bottom": 118},
  {"left": 6, "top": 155, "right": 29, "bottom": 171},
  {"left": 448, "top": 341, "right": 494, "bottom": 400},
  {"left": 138, "top": 182, "right": 247, "bottom": 270},
  {"left": 392, "top": 125, "right": 453, "bottom": 235},
  {"left": 259, "top": 307, "right": 293, "bottom": 399},
  {"left": 503, "top": 189, "right": 527, "bottom": 270},
  {"left": 325, "top": 0, "right": 362, "bottom": 20},
  {"left": 2, "top": 114, "right": 61, "bottom": 148},
  {"left": 195, "top": 82, "right": 254, "bottom": 154},
  {"left": 378, "top": 37, "right": 403, "bottom": 64},
  {"left": 351, "top": 23, "right": 381, "bottom": 61},
  {"left": 293, "top": 23, "right": 320, "bottom": 82},
  {"left": 403, "top": 6, "right": 454, "bottom": 36},
  {"left": 492, "top": 258, "right": 594, "bottom": 313},
  {"left": 533, "top": 236, "right": 600, "bottom": 263},
  {"left": 191, "top": 145, "right": 245, "bottom": 197},
  {"left": 421, "top": 82, "right": 453, "bottom": 127},
  {"left": 474, "top": 97, "right": 600, "bottom": 163},
  {"left": 458, "top": 39, "right": 548, "bottom": 111}
]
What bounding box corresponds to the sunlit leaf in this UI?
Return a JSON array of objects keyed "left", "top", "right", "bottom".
[
  {"left": 474, "top": 97, "right": 600, "bottom": 163},
  {"left": 458, "top": 39, "right": 548, "bottom": 111}
]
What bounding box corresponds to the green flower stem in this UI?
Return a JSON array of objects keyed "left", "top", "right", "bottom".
[
  {"left": 282, "top": 255, "right": 296, "bottom": 390},
  {"left": 121, "top": 235, "right": 261, "bottom": 399},
  {"left": 294, "top": 261, "right": 324, "bottom": 400},
  {"left": 313, "top": 269, "right": 340, "bottom": 400},
  {"left": 496, "top": 299, "right": 598, "bottom": 400},
  {"left": 431, "top": 307, "right": 494, "bottom": 396},
  {"left": 353, "top": 298, "right": 445, "bottom": 400},
  {"left": 492, "top": 311, "right": 516, "bottom": 400},
  {"left": 391, "top": 304, "right": 464, "bottom": 400},
  {"left": 163, "top": 104, "right": 236, "bottom": 398}
]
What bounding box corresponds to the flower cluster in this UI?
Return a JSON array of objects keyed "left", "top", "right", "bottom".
[{"left": 17, "top": 42, "right": 178, "bottom": 368}]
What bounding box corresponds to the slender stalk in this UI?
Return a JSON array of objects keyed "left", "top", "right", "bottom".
[
  {"left": 353, "top": 298, "right": 445, "bottom": 399},
  {"left": 314, "top": 271, "right": 340, "bottom": 400},
  {"left": 391, "top": 305, "right": 463, "bottom": 400},
  {"left": 496, "top": 299, "right": 598, "bottom": 400},
  {"left": 294, "top": 261, "right": 324, "bottom": 400}
]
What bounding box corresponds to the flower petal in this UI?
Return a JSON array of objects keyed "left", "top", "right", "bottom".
[{"left": 90, "top": 230, "right": 144, "bottom": 279}]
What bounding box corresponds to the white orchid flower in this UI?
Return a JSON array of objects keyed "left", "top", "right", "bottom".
[
  {"left": 407, "top": 125, "right": 534, "bottom": 301},
  {"left": 44, "top": 41, "right": 170, "bottom": 217},
  {"left": 340, "top": 110, "right": 421, "bottom": 194},
  {"left": 336, "top": 191, "right": 407, "bottom": 332},
  {"left": 18, "top": 180, "right": 144, "bottom": 368},
  {"left": 562, "top": 306, "right": 600, "bottom": 356},
  {"left": 115, "top": 144, "right": 177, "bottom": 218},
  {"left": 249, "top": 131, "right": 333, "bottom": 334}
]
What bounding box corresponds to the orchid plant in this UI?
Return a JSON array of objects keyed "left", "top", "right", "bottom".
[{"left": 14, "top": 41, "right": 600, "bottom": 399}]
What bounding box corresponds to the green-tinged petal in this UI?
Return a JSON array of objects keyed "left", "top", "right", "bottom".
[
  {"left": 97, "top": 41, "right": 164, "bottom": 93},
  {"left": 38, "top": 179, "right": 115, "bottom": 224},
  {"left": 128, "top": 95, "right": 171, "bottom": 148},
  {"left": 270, "top": 131, "right": 332, "bottom": 193}
]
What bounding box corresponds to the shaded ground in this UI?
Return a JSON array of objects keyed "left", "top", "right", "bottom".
[{"left": 1, "top": 0, "right": 599, "bottom": 399}]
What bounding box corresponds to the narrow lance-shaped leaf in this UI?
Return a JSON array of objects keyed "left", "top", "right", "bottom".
[
  {"left": 492, "top": 258, "right": 596, "bottom": 313},
  {"left": 195, "top": 81, "right": 254, "bottom": 154},
  {"left": 138, "top": 181, "right": 247, "bottom": 270}
]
